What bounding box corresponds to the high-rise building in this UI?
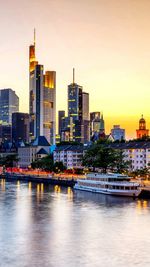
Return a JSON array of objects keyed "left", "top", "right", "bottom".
[
  {"left": 58, "top": 110, "right": 65, "bottom": 136},
  {"left": 12, "top": 112, "right": 29, "bottom": 143},
  {"left": 100, "top": 113, "right": 105, "bottom": 133},
  {"left": 43, "top": 71, "right": 56, "bottom": 145},
  {"left": 136, "top": 115, "right": 149, "bottom": 139},
  {"left": 90, "top": 112, "right": 105, "bottom": 140},
  {"left": 60, "top": 116, "right": 72, "bottom": 142},
  {"left": 68, "top": 69, "right": 83, "bottom": 142},
  {"left": 82, "top": 92, "right": 90, "bottom": 143},
  {"left": 68, "top": 69, "right": 90, "bottom": 143},
  {"left": 111, "top": 125, "right": 125, "bottom": 141},
  {"left": 90, "top": 112, "right": 101, "bottom": 136},
  {"left": 0, "top": 124, "right": 12, "bottom": 142},
  {"left": 90, "top": 112, "right": 100, "bottom": 122},
  {"left": 29, "top": 30, "right": 56, "bottom": 144},
  {"left": 0, "top": 88, "right": 19, "bottom": 124}
]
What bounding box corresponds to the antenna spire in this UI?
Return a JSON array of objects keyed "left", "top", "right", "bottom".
[
  {"left": 73, "top": 68, "right": 75, "bottom": 84},
  {"left": 34, "top": 28, "right": 36, "bottom": 46}
]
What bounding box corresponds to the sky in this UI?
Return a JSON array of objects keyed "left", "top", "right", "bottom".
[{"left": 0, "top": 0, "right": 150, "bottom": 139}]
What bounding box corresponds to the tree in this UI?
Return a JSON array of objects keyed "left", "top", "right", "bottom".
[
  {"left": 31, "top": 155, "right": 54, "bottom": 171},
  {"left": 31, "top": 155, "right": 66, "bottom": 173},
  {"left": 0, "top": 154, "right": 18, "bottom": 168},
  {"left": 110, "top": 149, "right": 131, "bottom": 173},
  {"left": 82, "top": 144, "right": 130, "bottom": 173},
  {"left": 53, "top": 161, "right": 66, "bottom": 173}
]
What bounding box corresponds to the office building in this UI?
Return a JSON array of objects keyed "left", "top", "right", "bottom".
[
  {"left": 111, "top": 125, "right": 125, "bottom": 141},
  {"left": 43, "top": 71, "right": 56, "bottom": 144},
  {"left": 68, "top": 69, "right": 90, "bottom": 143},
  {"left": 68, "top": 69, "right": 83, "bottom": 142},
  {"left": 12, "top": 112, "right": 29, "bottom": 143},
  {"left": 82, "top": 92, "right": 90, "bottom": 143},
  {"left": 58, "top": 110, "right": 65, "bottom": 136},
  {"left": 90, "top": 112, "right": 100, "bottom": 122},
  {"left": 90, "top": 112, "right": 105, "bottom": 135},
  {"left": 29, "top": 30, "right": 56, "bottom": 144},
  {"left": 0, "top": 124, "right": 12, "bottom": 142},
  {"left": 0, "top": 88, "right": 19, "bottom": 124}
]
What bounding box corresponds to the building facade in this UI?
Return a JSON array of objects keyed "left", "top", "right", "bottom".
[
  {"left": 29, "top": 31, "right": 56, "bottom": 144},
  {"left": 111, "top": 125, "right": 125, "bottom": 141},
  {"left": 67, "top": 69, "right": 90, "bottom": 143},
  {"left": 43, "top": 71, "right": 56, "bottom": 145},
  {"left": 82, "top": 92, "right": 90, "bottom": 143},
  {"left": 18, "top": 136, "right": 50, "bottom": 168},
  {"left": 0, "top": 124, "right": 12, "bottom": 142},
  {"left": 58, "top": 110, "right": 65, "bottom": 136},
  {"left": 90, "top": 112, "right": 105, "bottom": 140},
  {"left": 68, "top": 81, "right": 83, "bottom": 142},
  {"left": 0, "top": 88, "right": 19, "bottom": 124},
  {"left": 12, "top": 112, "right": 29, "bottom": 143},
  {"left": 136, "top": 115, "right": 149, "bottom": 139},
  {"left": 53, "top": 144, "right": 84, "bottom": 169}
]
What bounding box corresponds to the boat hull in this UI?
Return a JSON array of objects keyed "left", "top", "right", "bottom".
[{"left": 74, "top": 185, "right": 141, "bottom": 197}]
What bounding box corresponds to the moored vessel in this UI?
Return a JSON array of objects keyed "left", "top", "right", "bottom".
[{"left": 74, "top": 173, "right": 141, "bottom": 197}]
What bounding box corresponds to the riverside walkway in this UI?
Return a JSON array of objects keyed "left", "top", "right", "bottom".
[{"left": 0, "top": 172, "right": 85, "bottom": 187}]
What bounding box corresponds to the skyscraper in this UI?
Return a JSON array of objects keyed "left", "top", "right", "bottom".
[
  {"left": 82, "top": 92, "right": 90, "bottom": 143},
  {"left": 58, "top": 110, "right": 65, "bottom": 136},
  {"left": 67, "top": 69, "right": 90, "bottom": 143},
  {"left": 12, "top": 112, "right": 29, "bottom": 143},
  {"left": 111, "top": 125, "right": 125, "bottom": 141},
  {"left": 90, "top": 112, "right": 105, "bottom": 140},
  {"left": 29, "top": 30, "right": 56, "bottom": 144},
  {"left": 68, "top": 68, "right": 83, "bottom": 142},
  {"left": 43, "top": 71, "right": 56, "bottom": 145},
  {"left": 0, "top": 88, "right": 19, "bottom": 124}
]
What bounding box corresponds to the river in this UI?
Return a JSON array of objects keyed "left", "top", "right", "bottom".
[{"left": 0, "top": 179, "right": 150, "bottom": 267}]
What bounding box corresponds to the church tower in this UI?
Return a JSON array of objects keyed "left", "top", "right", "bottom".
[{"left": 136, "top": 115, "right": 149, "bottom": 139}]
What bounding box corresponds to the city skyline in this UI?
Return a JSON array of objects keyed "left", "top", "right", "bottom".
[{"left": 0, "top": 0, "right": 150, "bottom": 138}]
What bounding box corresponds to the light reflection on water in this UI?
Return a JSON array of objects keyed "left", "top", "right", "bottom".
[{"left": 0, "top": 179, "right": 150, "bottom": 267}]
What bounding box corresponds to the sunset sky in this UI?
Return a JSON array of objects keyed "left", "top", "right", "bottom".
[{"left": 0, "top": 0, "right": 150, "bottom": 139}]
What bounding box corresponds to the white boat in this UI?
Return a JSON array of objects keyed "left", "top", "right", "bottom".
[{"left": 74, "top": 173, "right": 141, "bottom": 197}]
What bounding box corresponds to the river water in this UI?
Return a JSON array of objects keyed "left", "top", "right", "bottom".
[{"left": 0, "top": 179, "right": 150, "bottom": 267}]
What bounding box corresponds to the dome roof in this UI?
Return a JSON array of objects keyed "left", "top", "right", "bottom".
[{"left": 139, "top": 115, "right": 145, "bottom": 123}]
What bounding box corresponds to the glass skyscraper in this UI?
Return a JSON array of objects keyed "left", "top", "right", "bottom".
[
  {"left": 68, "top": 69, "right": 90, "bottom": 143},
  {"left": 29, "top": 31, "right": 56, "bottom": 144},
  {"left": 0, "top": 88, "right": 19, "bottom": 124},
  {"left": 12, "top": 112, "right": 29, "bottom": 143},
  {"left": 68, "top": 81, "right": 83, "bottom": 142}
]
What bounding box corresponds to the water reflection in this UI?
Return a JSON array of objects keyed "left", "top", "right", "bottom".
[
  {"left": 1, "top": 179, "right": 5, "bottom": 191},
  {"left": 0, "top": 179, "right": 150, "bottom": 267}
]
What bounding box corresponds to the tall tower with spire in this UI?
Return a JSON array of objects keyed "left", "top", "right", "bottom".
[
  {"left": 29, "top": 30, "right": 56, "bottom": 144},
  {"left": 136, "top": 115, "right": 149, "bottom": 139},
  {"left": 67, "top": 68, "right": 90, "bottom": 143}
]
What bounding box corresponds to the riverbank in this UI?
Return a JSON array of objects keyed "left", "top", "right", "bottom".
[{"left": 0, "top": 172, "right": 78, "bottom": 187}]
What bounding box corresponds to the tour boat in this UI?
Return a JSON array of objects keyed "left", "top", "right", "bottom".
[{"left": 74, "top": 173, "right": 141, "bottom": 197}]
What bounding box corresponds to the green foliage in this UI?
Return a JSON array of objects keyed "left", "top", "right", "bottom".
[
  {"left": 82, "top": 144, "right": 130, "bottom": 173},
  {"left": 53, "top": 161, "right": 66, "bottom": 173},
  {"left": 31, "top": 155, "right": 54, "bottom": 171},
  {"left": 31, "top": 155, "right": 66, "bottom": 173},
  {"left": 0, "top": 154, "right": 18, "bottom": 167},
  {"left": 130, "top": 167, "right": 150, "bottom": 177}
]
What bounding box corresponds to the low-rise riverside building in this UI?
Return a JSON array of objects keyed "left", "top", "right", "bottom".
[
  {"left": 18, "top": 136, "right": 50, "bottom": 168},
  {"left": 53, "top": 144, "right": 85, "bottom": 169},
  {"left": 108, "top": 141, "right": 150, "bottom": 171},
  {"left": 53, "top": 141, "right": 150, "bottom": 171}
]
